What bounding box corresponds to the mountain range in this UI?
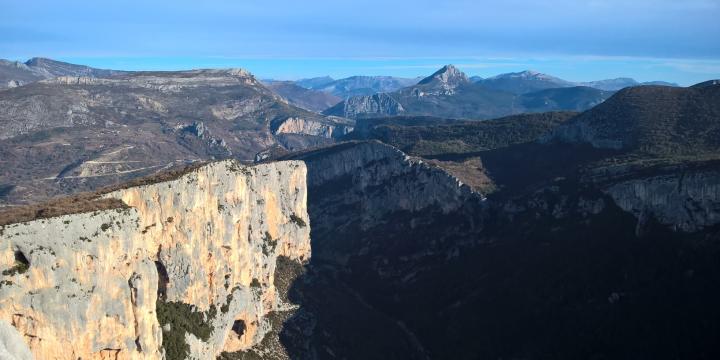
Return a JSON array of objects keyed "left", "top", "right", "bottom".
[
  {"left": 261, "top": 80, "right": 341, "bottom": 112},
  {"left": 295, "top": 75, "right": 422, "bottom": 98},
  {"left": 325, "top": 65, "right": 617, "bottom": 119},
  {"left": 0, "top": 67, "right": 352, "bottom": 204},
  {"left": 474, "top": 70, "right": 678, "bottom": 93},
  {"left": 0, "top": 57, "right": 125, "bottom": 89},
  {"left": 1, "top": 55, "right": 719, "bottom": 360}
]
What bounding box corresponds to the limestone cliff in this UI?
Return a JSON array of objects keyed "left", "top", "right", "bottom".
[
  {"left": 323, "top": 93, "right": 405, "bottom": 119},
  {"left": 596, "top": 163, "right": 720, "bottom": 232},
  {"left": 272, "top": 116, "right": 354, "bottom": 139},
  {"left": 0, "top": 159, "right": 310, "bottom": 360},
  {"left": 283, "top": 141, "right": 485, "bottom": 261}
]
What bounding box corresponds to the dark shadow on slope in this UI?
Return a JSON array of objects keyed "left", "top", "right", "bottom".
[{"left": 273, "top": 141, "right": 720, "bottom": 359}]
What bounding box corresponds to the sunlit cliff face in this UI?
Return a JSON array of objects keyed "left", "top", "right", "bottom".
[{"left": 0, "top": 160, "right": 310, "bottom": 360}]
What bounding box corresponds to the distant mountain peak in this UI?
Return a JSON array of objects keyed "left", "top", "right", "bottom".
[
  {"left": 491, "top": 70, "right": 567, "bottom": 83},
  {"left": 418, "top": 64, "right": 469, "bottom": 90},
  {"left": 24, "top": 57, "right": 55, "bottom": 66}
]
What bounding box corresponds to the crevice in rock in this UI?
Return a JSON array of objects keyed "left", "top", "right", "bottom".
[
  {"left": 154, "top": 259, "right": 169, "bottom": 301},
  {"left": 231, "top": 320, "right": 246, "bottom": 337}
]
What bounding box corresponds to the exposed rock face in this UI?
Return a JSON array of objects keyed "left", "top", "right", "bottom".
[
  {"left": 326, "top": 65, "right": 613, "bottom": 120},
  {"left": 416, "top": 64, "right": 469, "bottom": 95},
  {"left": 476, "top": 70, "right": 574, "bottom": 94},
  {"left": 272, "top": 141, "right": 485, "bottom": 359},
  {"left": 273, "top": 116, "right": 354, "bottom": 139},
  {"left": 294, "top": 75, "right": 420, "bottom": 98},
  {"left": 600, "top": 164, "right": 720, "bottom": 232},
  {"left": 0, "top": 160, "right": 310, "bottom": 360},
  {"left": 296, "top": 141, "right": 482, "bottom": 215},
  {"left": 262, "top": 80, "right": 341, "bottom": 112},
  {"left": 323, "top": 93, "right": 405, "bottom": 118},
  {"left": 0, "top": 320, "right": 32, "bottom": 360},
  {"left": 0, "top": 57, "right": 125, "bottom": 90},
  {"left": 0, "top": 67, "right": 340, "bottom": 205},
  {"left": 277, "top": 139, "right": 720, "bottom": 359}
]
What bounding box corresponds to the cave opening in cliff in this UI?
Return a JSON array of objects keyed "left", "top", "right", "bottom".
[
  {"left": 154, "top": 260, "right": 169, "bottom": 301},
  {"left": 3, "top": 250, "right": 30, "bottom": 276},
  {"left": 232, "top": 319, "right": 246, "bottom": 337},
  {"left": 14, "top": 250, "right": 29, "bottom": 267}
]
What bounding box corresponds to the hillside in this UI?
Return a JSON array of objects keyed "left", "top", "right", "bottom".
[
  {"left": 544, "top": 81, "right": 720, "bottom": 156},
  {"left": 274, "top": 137, "right": 720, "bottom": 359},
  {"left": 0, "top": 69, "right": 351, "bottom": 204},
  {"left": 0, "top": 57, "right": 125, "bottom": 89},
  {"left": 262, "top": 80, "right": 341, "bottom": 112},
  {"left": 518, "top": 86, "right": 614, "bottom": 112},
  {"left": 477, "top": 70, "right": 574, "bottom": 94},
  {"left": 297, "top": 75, "right": 420, "bottom": 98},
  {"left": 325, "top": 65, "right": 616, "bottom": 119},
  {"left": 348, "top": 111, "right": 577, "bottom": 156}
]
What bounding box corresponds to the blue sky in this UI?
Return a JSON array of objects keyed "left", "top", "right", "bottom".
[{"left": 2, "top": 0, "right": 719, "bottom": 85}]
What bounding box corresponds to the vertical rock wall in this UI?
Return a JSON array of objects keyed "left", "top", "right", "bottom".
[{"left": 0, "top": 160, "right": 310, "bottom": 360}]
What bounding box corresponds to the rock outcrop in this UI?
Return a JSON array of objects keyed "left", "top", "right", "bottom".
[
  {"left": 415, "top": 65, "right": 469, "bottom": 95},
  {"left": 297, "top": 75, "right": 421, "bottom": 98},
  {"left": 323, "top": 93, "right": 405, "bottom": 118},
  {"left": 0, "top": 159, "right": 310, "bottom": 360},
  {"left": 0, "top": 57, "right": 125, "bottom": 91},
  {"left": 0, "top": 66, "right": 341, "bottom": 205},
  {"left": 273, "top": 116, "right": 354, "bottom": 139},
  {"left": 283, "top": 140, "right": 485, "bottom": 263},
  {"left": 597, "top": 162, "right": 720, "bottom": 232}
]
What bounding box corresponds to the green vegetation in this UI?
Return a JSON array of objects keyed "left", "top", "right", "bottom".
[
  {"left": 2, "top": 262, "right": 29, "bottom": 276},
  {"left": 351, "top": 112, "right": 576, "bottom": 156},
  {"left": 289, "top": 214, "right": 307, "bottom": 227},
  {"left": 261, "top": 232, "right": 278, "bottom": 256},
  {"left": 2, "top": 251, "right": 30, "bottom": 276},
  {"left": 156, "top": 300, "right": 217, "bottom": 360}
]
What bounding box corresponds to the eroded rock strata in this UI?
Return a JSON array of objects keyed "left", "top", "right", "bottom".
[{"left": 0, "top": 159, "right": 310, "bottom": 360}]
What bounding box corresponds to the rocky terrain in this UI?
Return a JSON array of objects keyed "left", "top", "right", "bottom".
[
  {"left": 0, "top": 159, "right": 311, "bottom": 360},
  {"left": 0, "top": 66, "right": 352, "bottom": 205},
  {"left": 324, "top": 65, "right": 616, "bottom": 119},
  {"left": 262, "top": 80, "right": 341, "bottom": 112},
  {"left": 544, "top": 82, "right": 720, "bottom": 154},
  {"left": 474, "top": 70, "right": 677, "bottom": 94},
  {"left": 296, "top": 76, "right": 421, "bottom": 98},
  {"left": 254, "top": 81, "right": 719, "bottom": 359},
  {"left": 0, "top": 55, "right": 718, "bottom": 360},
  {"left": 0, "top": 57, "right": 125, "bottom": 90},
  {"left": 578, "top": 78, "right": 679, "bottom": 91},
  {"left": 475, "top": 70, "right": 575, "bottom": 94}
]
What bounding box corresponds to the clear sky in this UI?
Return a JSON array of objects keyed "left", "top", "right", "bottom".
[{"left": 2, "top": 0, "right": 719, "bottom": 85}]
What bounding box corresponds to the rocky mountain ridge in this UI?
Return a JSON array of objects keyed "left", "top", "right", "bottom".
[
  {"left": 325, "top": 65, "right": 614, "bottom": 119},
  {"left": 0, "top": 57, "right": 125, "bottom": 90},
  {"left": 296, "top": 75, "right": 421, "bottom": 98},
  {"left": 261, "top": 80, "right": 341, "bottom": 112},
  {"left": 0, "top": 67, "right": 353, "bottom": 205}
]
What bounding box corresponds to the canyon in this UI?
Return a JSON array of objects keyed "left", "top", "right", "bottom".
[{"left": 0, "top": 58, "right": 719, "bottom": 359}]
